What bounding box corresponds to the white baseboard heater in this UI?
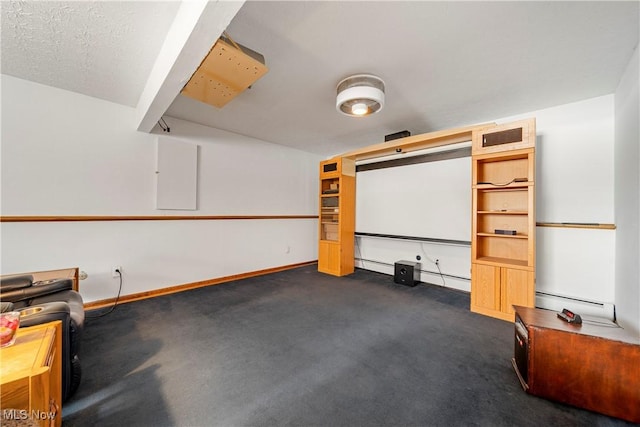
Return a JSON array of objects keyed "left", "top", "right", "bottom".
[{"left": 536, "top": 292, "right": 615, "bottom": 321}]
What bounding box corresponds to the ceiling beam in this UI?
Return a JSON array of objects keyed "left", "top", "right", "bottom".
[{"left": 135, "top": 0, "right": 245, "bottom": 133}]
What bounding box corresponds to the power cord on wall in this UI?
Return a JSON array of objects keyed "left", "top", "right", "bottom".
[
  {"left": 419, "top": 242, "right": 447, "bottom": 287},
  {"left": 86, "top": 269, "right": 123, "bottom": 319},
  {"left": 434, "top": 259, "right": 447, "bottom": 287},
  {"left": 157, "top": 117, "right": 170, "bottom": 133}
]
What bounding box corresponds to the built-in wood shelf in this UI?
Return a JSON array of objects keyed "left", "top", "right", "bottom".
[
  {"left": 318, "top": 157, "right": 355, "bottom": 275},
  {"left": 471, "top": 119, "right": 536, "bottom": 322},
  {"left": 475, "top": 256, "right": 530, "bottom": 268},
  {"left": 477, "top": 232, "right": 528, "bottom": 239},
  {"left": 475, "top": 182, "right": 532, "bottom": 190},
  {"left": 478, "top": 210, "right": 528, "bottom": 215}
]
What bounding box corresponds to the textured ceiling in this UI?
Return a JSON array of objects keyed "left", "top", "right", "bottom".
[
  {"left": 1, "top": 0, "right": 179, "bottom": 107},
  {"left": 1, "top": 1, "right": 638, "bottom": 157},
  {"left": 166, "top": 1, "right": 639, "bottom": 156}
]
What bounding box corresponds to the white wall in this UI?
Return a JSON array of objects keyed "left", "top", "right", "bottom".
[
  {"left": 502, "top": 96, "right": 616, "bottom": 309},
  {"left": 1, "top": 75, "right": 322, "bottom": 303},
  {"left": 355, "top": 236, "right": 471, "bottom": 292},
  {"left": 614, "top": 46, "right": 640, "bottom": 334},
  {"left": 2, "top": 72, "right": 629, "bottom": 321},
  {"left": 354, "top": 95, "right": 617, "bottom": 315}
]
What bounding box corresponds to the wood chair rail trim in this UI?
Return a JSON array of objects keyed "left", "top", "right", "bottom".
[
  {"left": 1, "top": 215, "right": 318, "bottom": 222},
  {"left": 536, "top": 222, "right": 615, "bottom": 230}
]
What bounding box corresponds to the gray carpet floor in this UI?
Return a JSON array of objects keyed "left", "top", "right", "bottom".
[{"left": 62, "top": 266, "right": 632, "bottom": 426}]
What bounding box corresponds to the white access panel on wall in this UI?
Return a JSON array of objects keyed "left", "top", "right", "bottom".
[{"left": 156, "top": 137, "right": 198, "bottom": 210}]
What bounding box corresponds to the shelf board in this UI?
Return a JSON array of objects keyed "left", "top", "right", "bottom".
[
  {"left": 475, "top": 183, "right": 531, "bottom": 191},
  {"left": 477, "top": 210, "right": 528, "bottom": 215},
  {"left": 475, "top": 256, "right": 530, "bottom": 268},
  {"left": 477, "top": 232, "right": 528, "bottom": 239}
]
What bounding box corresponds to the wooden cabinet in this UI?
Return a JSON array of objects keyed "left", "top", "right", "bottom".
[
  {"left": 0, "top": 321, "right": 62, "bottom": 427},
  {"left": 471, "top": 119, "right": 536, "bottom": 321},
  {"left": 471, "top": 264, "right": 534, "bottom": 318},
  {"left": 318, "top": 157, "right": 355, "bottom": 276},
  {"left": 512, "top": 306, "right": 640, "bottom": 423}
]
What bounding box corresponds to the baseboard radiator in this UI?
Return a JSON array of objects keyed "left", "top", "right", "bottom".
[{"left": 536, "top": 292, "right": 615, "bottom": 321}]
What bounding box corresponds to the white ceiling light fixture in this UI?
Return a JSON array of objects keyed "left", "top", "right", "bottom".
[{"left": 336, "top": 74, "right": 385, "bottom": 117}]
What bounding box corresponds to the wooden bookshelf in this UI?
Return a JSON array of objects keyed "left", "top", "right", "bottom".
[
  {"left": 318, "top": 157, "right": 355, "bottom": 276},
  {"left": 471, "top": 119, "right": 536, "bottom": 322}
]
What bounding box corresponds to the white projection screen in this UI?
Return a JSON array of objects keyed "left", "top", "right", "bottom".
[{"left": 355, "top": 154, "right": 471, "bottom": 242}]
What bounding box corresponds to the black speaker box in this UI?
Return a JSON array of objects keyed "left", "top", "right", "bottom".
[
  {"left": 394, "top": 260, "right": 420, "bottom": 286},
  {"left": 385, "top": 130, "right": 411, "bottom": 142}
]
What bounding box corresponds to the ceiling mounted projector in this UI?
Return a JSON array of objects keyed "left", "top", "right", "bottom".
[
  {"left": 181, "top": 33, "right": 268, "bottom": 108},
  {"left": 336, "top": 74, "right": 385, "bottom": 117}
]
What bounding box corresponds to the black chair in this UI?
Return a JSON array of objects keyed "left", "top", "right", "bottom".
[{"left": 1, "top": 274, "right": 84, "bottom": 401}]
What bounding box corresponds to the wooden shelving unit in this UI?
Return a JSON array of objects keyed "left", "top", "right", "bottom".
[
  {"left": 471, "top": 119, "right": 536, "bottom": 322},
  {"left": 318, "top": 157, "right": 355, "bottom": 276},
  {"left": 318, "top": 119, "right": 536, "bottom": 321},
  {"left": 318, "top": 123, "right": 495, "bottom": 278}
]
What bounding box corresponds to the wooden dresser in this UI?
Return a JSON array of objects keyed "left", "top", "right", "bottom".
[
  {"left": 0, "top": 321, "right": 62, "bottom": 427},
  {"left": 512, "top": 306, "right": 640, "bottom": 423}
]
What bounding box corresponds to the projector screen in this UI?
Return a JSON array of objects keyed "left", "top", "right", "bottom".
[{"left": 355, "top": 155, "right": 471, "bottom": 242}]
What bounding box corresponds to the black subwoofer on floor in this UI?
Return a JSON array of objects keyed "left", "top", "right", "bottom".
[{"left": 394, "top": 261, "right": 420, "bottom": 286}]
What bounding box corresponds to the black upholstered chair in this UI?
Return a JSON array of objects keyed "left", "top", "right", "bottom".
[{"left": 1, "top": 274, "right": 84, "bottom": 401}]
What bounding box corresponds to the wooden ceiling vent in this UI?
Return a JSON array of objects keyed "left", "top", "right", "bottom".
[{"left": 181, "top": 33, "right": 268, "bottom": 108}]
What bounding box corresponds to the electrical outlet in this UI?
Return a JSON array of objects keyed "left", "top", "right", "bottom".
[{"left": 112, "top": 266, "right": 122, "bottom": 278}]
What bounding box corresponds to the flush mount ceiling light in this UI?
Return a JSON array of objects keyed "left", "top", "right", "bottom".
[{"left": 336, "top": 74, "right": 385, "bottom": 117}]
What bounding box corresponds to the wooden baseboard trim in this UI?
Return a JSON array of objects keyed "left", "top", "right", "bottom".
[{"left": 84, "top": 261, "right": 318, "bottom": 311}]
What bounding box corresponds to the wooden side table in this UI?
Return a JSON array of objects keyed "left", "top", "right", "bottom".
[
  {"left": 512, "top": 306, "right": 640, "bottom": 423},
  {"left": 0, "top": 321, "right": 62, "bottom": 427}
]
